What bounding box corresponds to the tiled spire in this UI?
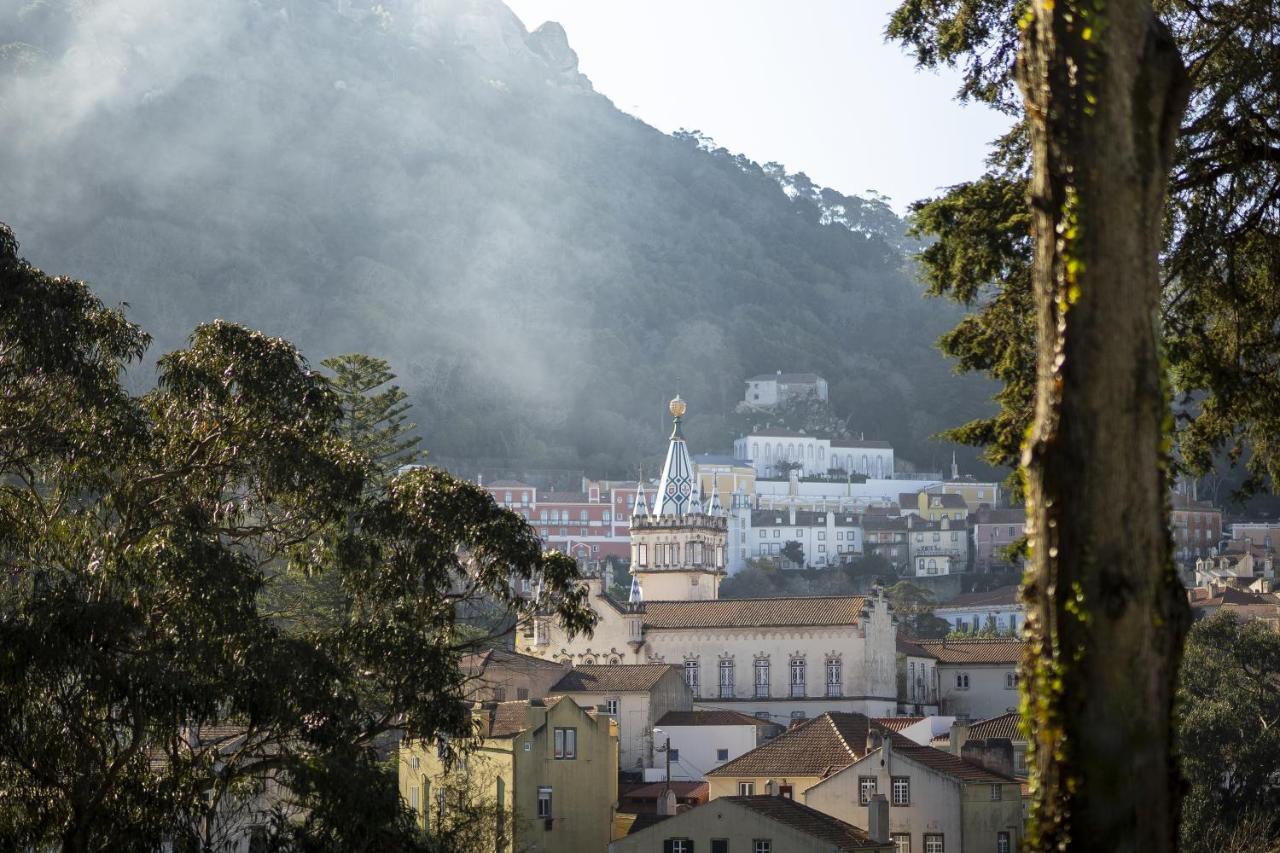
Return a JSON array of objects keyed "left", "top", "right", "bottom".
[{"left": 654, "top": 395, "right": 695, "bottom": 517}]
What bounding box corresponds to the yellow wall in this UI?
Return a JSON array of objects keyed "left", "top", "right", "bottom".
[
  {"left": 399, "top": 699, "right": 618, "bottom": 853},
  {"left": 706, "top": 773, "right": 825, "bottom": 801}
]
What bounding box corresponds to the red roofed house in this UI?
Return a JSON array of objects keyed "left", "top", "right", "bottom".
[{"left": 912, "top": 639, "right": 1023, "bottom": 720}]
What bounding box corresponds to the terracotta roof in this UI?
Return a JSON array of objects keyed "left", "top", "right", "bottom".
[
  {"left": 707, "top": 713, "right": 909, "bottom": 778},
  {"left": 657, "top": 710, "right": 775, "bottom": 728},
  {"left": 462, "top": 646, "right": 568, "bottom": 675},
  {"left": 487, "top": 480, "right": 534, "bottom": 489},
  {"left": 873, "top": 716, "right": 924, "bottom": 732},
  {"left": 930, "top": 734, "right": 950, "bottom": 748},
  {"left": 967, "top": 712, "right": 1022, "bottom": 741},
  {"left": 936, "top": 586, "right": 1021, "bottom": 610},
  {"left": 863, "top": 516, "right": 908, "bottom": 531},
  {"left": 896, "top": 637, "right": 934, "bottom": 658},
  {"left": 479, "top": 701, "right": 535, "bottom": 738},
  {"left": 725, "top": 796, "right": 884, "bottom": 851},
  {"left": 916, "top": 638, "right": 1023, "bottom": 664},
  {"left": 550, "top": 664, "right": 678, "bottom": 693},
  {"left": 641, "top": 596, "right": 867, "bottom": 629},
  {"left": 896, "top": 744, "right": 1017, "bottom": 783},
  {"left": 622, "top": 781, "right": 709, "bottom": 801},
  {"left": 616, "top": 811, "right": 672, "bottom": 837}
]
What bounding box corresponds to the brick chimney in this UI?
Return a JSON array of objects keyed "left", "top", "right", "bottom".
[{"left": 867, "top": 793, "right": 890, "bottom": 844}]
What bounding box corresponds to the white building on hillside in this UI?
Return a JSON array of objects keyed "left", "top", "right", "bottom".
[
  {"left": 733, "top": 431, "right": 895, "bottom": 479},
  {"left": 743, "top": 371, "right": 829, "bottom": 407}
]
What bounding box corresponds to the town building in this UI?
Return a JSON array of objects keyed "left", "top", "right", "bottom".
[
  {"left": 547, "top": 664, "right": 691, "bottom": 773},
  {"left": 398, "top": 697, "right": 617, "bottom": 853},
  {"left": 733, "top": 431, "right": 895, "bottom": 480},
  {"left": 654, "top": 710, "right": 784, "bottom": 781},
  {"left": 970, "top": 508, "right": 1027, "bottom": 572},
  {"left": 907, "top": 517, "right": 971, "bottom": 577},
  {"left": 1230, "top": 521, "right": 1280, "bottom": 552},
  {"left": 748, "top": 507, "right": 863, "bottom": 567},
  {"left": 705, "top": 712, "right": 913, "bottom": 801},
  {"left": 863, "top": 516, "right": 910, "bottom": 570},
  {"left": 1171, "top": 493, "right": 1224, "bottom": 562},
  {"left": 518, "top": 398, "right": 900, "bottom": 722},
  {"left": 934, "top": 586, "right": 1025, "bottom": 635},
  {"left": 951, "top": 713, "right": 1028, "bottom": 778},
  {"left": 912, "top": 639, "right": 1023, "bottom": 721},
  {"left": 929, "top": 478, "right": 1004, "bottom": 513},
  {"left": 897, "top": 638, "right": 941, "bottom": 716},
  {"left": 612, "top": 794, "right": 894, "bottom": 853},
  {"left": 483, "top": 478, "right": 656, "bottom": 563},
  {"left": 461, "top": 647, "right": 569, "bottom": 703},
  {"left": 803, "top": 734, "right": 1023, "bottom": 853},
  {"left": 743, "top": 371, "right": 830, "bottom": 407},
  {"left": 898, "top": 491, "right": 969, "bottom": 523},
  {"left": 1194, "top": 549, "right": 1275, "bottom": 588},
  {"left": 1187, "top": 585, "right": 1280, "bottom": 630}
]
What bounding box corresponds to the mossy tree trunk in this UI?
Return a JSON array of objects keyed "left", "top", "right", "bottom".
[{"left": 1016, "top": 1, "right": 1191, "bottom": 849}]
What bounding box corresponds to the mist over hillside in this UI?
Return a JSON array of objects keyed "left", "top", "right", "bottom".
[{"left": 0, "top": 0, "right": 992, "bottom": 477}]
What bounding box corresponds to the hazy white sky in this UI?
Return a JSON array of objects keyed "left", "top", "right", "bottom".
[{"left": 505, "top": 0, "right": 1012, "bottom": 212}]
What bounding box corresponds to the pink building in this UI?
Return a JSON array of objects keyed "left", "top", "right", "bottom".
[
  {"left": 969, "top": 508, "right": 1026, "bottom": 572},
  {"left": 483, "top": 478, "right": 655, "bottom": 563}
]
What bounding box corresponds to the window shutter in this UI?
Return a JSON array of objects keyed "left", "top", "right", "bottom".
[
  {"left": 688, "top": 842, "right": 695, "bottom": 853},
  {"left": 664, "top": 841, "right": 675, "bottom": 853}
]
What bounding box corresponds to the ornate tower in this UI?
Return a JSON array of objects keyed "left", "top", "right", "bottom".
[{"left": 630, "top": 395, "right": 727, "bottom": 601}]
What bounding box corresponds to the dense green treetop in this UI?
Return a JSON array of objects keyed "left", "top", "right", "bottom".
[{"left": 0, "top": 224, "right": 590, "bottom": 851}]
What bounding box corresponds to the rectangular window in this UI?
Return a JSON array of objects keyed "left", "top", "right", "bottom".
[
  {"left": 990, "top": 784, "right": 1003, "bottom": 801},
  {"left": 717, "top": 748, "right": 729, "bottom": 761},
  {"left": 605, "top": 698, "right": 619, "bottom": 716},
  {"left": 826, "top": 658, "right": 841, "bottom": 697},
  {"left": 537, "top": 786, "right": 552, "bottom": 818},
  {"left": 684, "top": 660, "right": 700, "bottom": 695},
  {"left": 858, "top": 775, "right": 877, "bottom": 805},
  {"left": 739, "top": 781, "right": 755, "bottom": 796},
  {"left": 712, "top": 841, "right": 729, "bottom": 853},
  {"left": 517, "top": 687, "right": 529, "bottom": 700},
  {"left": 817, "top": 531, "right": 826, "bottom": 540},
  {"left": 924, "top": 834, "right": 944, "bottom": 853},
  {"left": 956, "top": 673, "right": 969, "bottom": 689},
  {"left": 773, "top": 530, "right": 780, "bottom": 538},
  {"left": 720, "top": 659, "right": 735, "bottom": 699},
  {"left": 790, "top": 657, "right": 806, "bottom": 698},
  {"left": 754, "top": 841, "right": 771, "bottom": 853},
  {"left": 997, "top": 832, "right": 1011, "bottom": 853},
  {"left": 759, "top": 529, "right": 767, "bottom": 538},
  {"left": 553, "top": 728, "right": 576, "bottom": 760},
  {"left": 754, "top": 658, "right": 770, "bottom": 698},
  {"left": 892, "top": 776, "right": 910, "bottom": 806},
  {"left": 666, "top": 840, "right": 691, "bottom": 853},
  {"left": 408, "top": 785, "right": 420, "bottom": 810},
  {"left": 1006, "top": 672, "right": 1018, "bottom": 689},
  {"left": 892, "top": 834, "right": 911, "bottom": 853}
]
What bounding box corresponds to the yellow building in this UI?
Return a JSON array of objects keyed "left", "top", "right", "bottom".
[
  {"left": 398, "top": 697, "right": 618, "bottom": 853},
  {"left": 693, "top": 453, "right": 757, "bottom": 504},
  {"left": 899, "top": 490, "right": 969, "bottom": 522}
]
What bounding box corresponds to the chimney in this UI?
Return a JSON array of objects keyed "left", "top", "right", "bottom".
[
  {"left": 962, "top": 738, "right": 1016, "bottom": 778},
  {"left": 867, "top": 794, "right": 890, "bottom": 844},
  {"left": 865, "top": 728, "right": 884, "bottom": 755},
  {"left": 880, "top": 733, "right": 893, "bottom": 770},
  {"left": 950, "top": 721, "right": 970, "bottom": 757},
  {"left": 658, "top": 787, "right": 678, "bottom": 816}
]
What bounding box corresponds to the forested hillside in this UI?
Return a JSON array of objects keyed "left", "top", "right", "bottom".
[{"left": 0, "top": 0, "right": 991, "bottom": 475}]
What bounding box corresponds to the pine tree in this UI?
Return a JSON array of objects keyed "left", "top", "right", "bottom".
[{"left": 321, "top": 352, "right": 422, "bottom": 486}]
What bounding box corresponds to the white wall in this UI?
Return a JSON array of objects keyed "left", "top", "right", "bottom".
[
  {"left": 659, "top": 724, "right": 760, "bottom": 781},
  {"left": 937, "top": 664, "right": 1019, "bottom": 720}
]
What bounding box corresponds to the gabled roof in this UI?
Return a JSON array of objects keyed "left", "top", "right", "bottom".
[
  {"left": 935, "top": 586, "right": 1021, "bottom": 611},
  {"left": 724, "top": 796, "right": 884, "bottom": 851},
  {"left": 549, "top": 664, "right": 678, "bottom": 693},
  {"left": 970, "top": 507, "right": 1027, "bottom": 525},
  {"left": 641, "top": 596, "right": 867, "bottom": 629},
  {"left": 707, "top": 713, "right": 909, "bottom": 778},
  {"left": 915, "top": 638, "right": 1022, "bottom": 664},
  {"left": 622, "top": 781, "right": 709, "bottom": 801},
  {"left": 872, "top": 716, "right": 924, "bottom": 732},
  {"left": 462, "top": 646, "right": 568, "bottom": 675},
  {"left": 657, "top": 710, "right": 775, "bottom": 728},
  {"left": 967, "top": 712, "right": 1022, "bottom": 741},
  {"left": 894, "top": 744, "right": 1017, "bottom": 783},
  {"left": 478, "top": 700, "right": 536, "bottom": 738},
  {"left": 896, "top": 637, "right": 933, "bottom": 658}
]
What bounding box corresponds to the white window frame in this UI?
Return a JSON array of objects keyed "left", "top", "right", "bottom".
[{"left": 892, "top": 776, "right": 910, "bottom": 806}]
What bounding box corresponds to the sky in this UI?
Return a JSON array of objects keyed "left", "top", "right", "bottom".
[{"left": 505, "top": 0, "right": 1012, "bottom": 213}]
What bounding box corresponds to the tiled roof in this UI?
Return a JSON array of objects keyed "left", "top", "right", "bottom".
[
  {"left": 863, "top": 516, "right": 908, "bottom": 531},
  {"left": 550, "top": 664, "right": 678, "bottom": 693},
  {"left": 479, "top": 701, "right": 535, "bottom": 738},
  {"left": 897, "top": 744, "right": 1017, "bottom": 783},
  {"left": 916, "top": 638, "right": 1023, "bottom": 664},
  {"left": 896, "top": 637, "right": 934, "bottom": 658},
  {"left": 967, "top": 712, "right": 1022, "bottom": 741},
  {"left": 539, "top": 491, "right": 590, "bottom": 503},
  {"left": 873, "top": 716, "right": 924, "bottom": 732},
  {"left": 657, "top": 710, "right": 774, "bottom": 728},
  {"left": 622, "top": 781, "right": 709, "bottom": 801},
  {"left": 462, "top": 646, "right": 568, "bottom": 675},
  {"left": 936, "top": 586, "right": 1022, "bottom": 610},
  {"left": 725, "top": 796, "right": 884, "bottom": 851},
  {"left": 707, "top": 713, "right": 909, "bottom": 778},
  {"left": 487, "top": 480, "right": 534, "bottom": 489},
  {"left": 643, "top": 597, "right": 867, "bottom": 629},
  {"left": 616, "top": 812, "right": 672, "bottom": 837}
]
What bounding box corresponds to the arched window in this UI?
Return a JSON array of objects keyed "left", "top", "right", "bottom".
[
  {"left": 719, "top": 659, "right": 735, "bottom": 699},
  {"left": 752, "top": 442, "right": 759, "bottom": 459}
]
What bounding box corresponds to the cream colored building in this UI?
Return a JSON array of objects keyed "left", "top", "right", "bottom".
[
  {"left": 654, "top": 710, "right": 783, "bottom": 781},
  {"left": 804, "top": 736, "right": 1023, "bottom": 853},
  {"left": 518, "top": 398, "right": 900, "bottom": 722},
  {"left": 915, "top": 639, "right": 1023, "bottom": 721},
  {"left": 398, "top": 697, "right": 617, "bottom": 853}
]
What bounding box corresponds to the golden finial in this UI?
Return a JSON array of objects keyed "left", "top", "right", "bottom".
[{"left": 669, "top": 394, "right": 687, "bottom": 418}]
